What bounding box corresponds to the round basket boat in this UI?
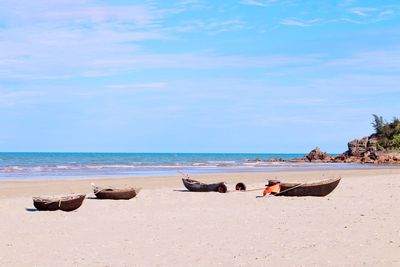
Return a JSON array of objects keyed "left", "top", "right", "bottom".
[{"left": 33, "top": 194, "right": 86, "bottom": 212}]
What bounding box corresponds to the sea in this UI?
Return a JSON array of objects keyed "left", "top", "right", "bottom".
[{"left": 0, "top": 152, "right": 378, "bottom": 180}]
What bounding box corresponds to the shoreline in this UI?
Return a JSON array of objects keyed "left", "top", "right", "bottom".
[
  {"left": 1, "top": 167, "right": 400, "bottom": 198},
  {"left": 1, "top": 162, "right": 398, "bottom": 181},
  {"left": 2, "top": 151, "right": 400, "bottom": 181}
]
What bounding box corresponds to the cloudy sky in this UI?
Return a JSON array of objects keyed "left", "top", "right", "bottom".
[{"left": 0, "top": 0, "right": 399, "bottom": 153}]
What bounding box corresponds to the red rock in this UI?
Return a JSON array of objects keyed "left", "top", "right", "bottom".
[{"left": 305, "top": 147, "right": 329, "bottom": 162}]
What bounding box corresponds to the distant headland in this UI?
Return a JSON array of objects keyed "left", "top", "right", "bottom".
[{"left": 251, "top": 115, "right": 400, "bottom": 164}]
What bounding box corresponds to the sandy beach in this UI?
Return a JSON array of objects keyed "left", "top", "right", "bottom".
[{"left": 1, "top": 168, "right": 400, "bottom": 266}]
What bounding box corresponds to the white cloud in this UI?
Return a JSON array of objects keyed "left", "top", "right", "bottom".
[
  {"left": 280, "top": 19, "right": 307, "bottom": 27},
  {"left": 310, "top": 74, "right": 400, "bottom": 94},
  {"left": 326, "top": 50, "right": 400, "bottom": 72},
  {"left": 0, "top": 0, "right": 398, "bottom": 82},
  {"left": 86, "top": 53, "right": 323, "bottom": 72},
  {"left": 108, "top": 82, "right": 166, "bottom": 90},
  {"left": 284, "top": 98, "right": 327, "bottom": 105},
  {"left": 280, "top": 18, "right": 320, "bottom": 27},
  {"left": 0, "top": 10, "right": 326, "bottom": 83},
  {"left": 177, "top": 0, "right": 207, "bottom": 9},
  {"left": 239, "top": 0, "right": 278, "bottom": 7},
  {"left": 349, "top": 7, "right": 377, "bottom": 17},
  {"left": 344, "top": 5, "right": 399, "bottom": 24},
  {"left": 175, "top": 19, "right": 246, "bottom": 34},
  {"left": 0, "top": 1, "right": 159, "bottom": 28},
  {"left": 0, "top": 0, "right": 173, "bottom": 80},
  {"left": 0, "top": 89, "right": 43, "bottom": 107},
  {"left": 379, "top": 10, "right": 395, "bottom": 16}
]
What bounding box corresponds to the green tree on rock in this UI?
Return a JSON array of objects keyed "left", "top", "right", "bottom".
[{"left": 372, "top": 115, "right": 400, "bottom": 151}]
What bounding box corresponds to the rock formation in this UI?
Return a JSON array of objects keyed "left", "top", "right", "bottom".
[
  {"left": 250, "top": 133, "right": 399, "bottom": 164},
  {"left": 304, "top": 147, "right": 330, "bottom": 162},
  {"left": 302, "top": 134, "right": 400, "bottom": 164}
]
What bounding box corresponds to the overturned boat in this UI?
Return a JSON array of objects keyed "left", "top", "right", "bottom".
[
  {"left": 93, "top": 187, "right": 140, "bottom": 200},
  {"left": 277, "top": 177, "right": 341, "bottom": 197},
  {"left": 33, "top": 194, "right": 86, "bottom": 212},
  {"left": 182, "top": 178, "right": 227, "bottom": 193}
]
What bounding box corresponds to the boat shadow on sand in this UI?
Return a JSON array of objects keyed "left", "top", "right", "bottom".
[
  {"left": 25, "top": 208, "right": 38, "bottom": 212},
  {"left": 173, "top": 189, "right": 192, "bottom": 192}
]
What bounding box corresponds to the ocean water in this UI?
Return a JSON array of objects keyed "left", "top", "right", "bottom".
[{"left": 0, "top": 152, "right": 371, "bottom": 180}]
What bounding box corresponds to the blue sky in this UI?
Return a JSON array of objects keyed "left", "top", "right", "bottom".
[{"left": 0, "top": 0, "right": 399, "bottom": 153}]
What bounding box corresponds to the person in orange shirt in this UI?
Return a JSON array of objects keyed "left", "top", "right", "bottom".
[{"left": 263, "top": 180, "right": 281, "bottom": 197}]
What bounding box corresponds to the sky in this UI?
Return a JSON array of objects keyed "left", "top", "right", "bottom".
[{"left": 0, "top": 0, "right": 399, "bottom": 153}]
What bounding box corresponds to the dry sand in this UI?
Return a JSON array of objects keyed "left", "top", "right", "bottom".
[{"left": 1, "top": 168, "right": 400, "bottom": 266}]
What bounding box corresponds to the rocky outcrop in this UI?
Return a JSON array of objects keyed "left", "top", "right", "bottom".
[
  {"left": 304, "top": 147, "right": 330, "bottom": 162},
  {"left": 302, "top": 134, "right": 400, "bottom": 164},
  {"left": 347, "top": 137, "right": 369, "bottom": 157},
  {"left": 250, "top": 133, "right": 399, "bottom": 164},
  {"left": 346, "top": 134, "right": 378, "bottom": 157},
  {"left": 247, "top": 157, "right": 285, "bottom": 163},
  {"left": 373, "top": 151, "right": 400, "bottom": 164}
]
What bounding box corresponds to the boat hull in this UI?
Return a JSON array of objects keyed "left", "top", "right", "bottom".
[
  {"left": 182, "top": 178, "right": 227, "bottom": 193},
  {"left": 94, "top": 188, "right": 139, "bottom": 200},
  {"left": 278, "top": 177, "right": 341, "bottom": 197},
  {"left": 33, "top": 194, "right": 86, "bottom": 212}
]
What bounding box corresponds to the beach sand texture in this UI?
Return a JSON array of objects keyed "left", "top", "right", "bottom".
[{"left": 1, "top": 169, "right": 400, "bottom": 266}]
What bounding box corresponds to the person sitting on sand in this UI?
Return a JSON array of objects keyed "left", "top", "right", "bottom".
[{"left": 263, "top": 180, "right": 281, "bottom": 197}]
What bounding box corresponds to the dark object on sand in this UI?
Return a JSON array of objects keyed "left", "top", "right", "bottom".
[
  {"left": 93, "top": 187, "right": 140, "bottom": 200},
  {"left": 277, "top": 177, "right": 341, "bottom": 197},
  {"left": 235, "top": 182, "right": 246, "bottom": 191},
  {"left": 267, "top": 180, "right": 281, "bottom": 186},
  {"left": 182, "top": 178, "right": 227, "bottom": 193},
  {"left": 33, "top": 194, "right": 86, "bottom": 212}
]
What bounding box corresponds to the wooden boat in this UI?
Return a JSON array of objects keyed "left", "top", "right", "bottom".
[
  {"left": 182, "top": 178, "right": 227, "bottom": 193},
  {"left": 277, "top": 177, "right": 341, "bottom": 197},
  {"left": 93, "top": 187, "right": 140, "bottom": 200},
  {"left": 33, "top": 194, "right": 86, "bottom": 212}
]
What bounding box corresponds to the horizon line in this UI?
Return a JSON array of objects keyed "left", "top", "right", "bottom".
[{"left": 0, "top": 151, "right": 341, "bottom": 154}]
